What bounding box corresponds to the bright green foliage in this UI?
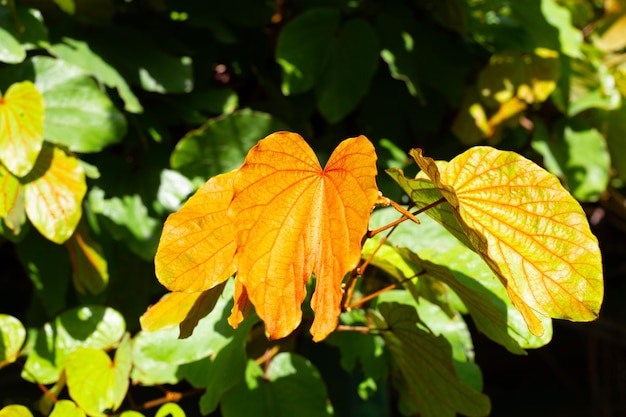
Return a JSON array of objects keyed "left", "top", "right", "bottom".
[{"left": 0, "top": 0, "right": 614, "bottom": 416}]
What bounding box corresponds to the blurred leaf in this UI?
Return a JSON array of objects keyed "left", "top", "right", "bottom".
[
  {"left": 65, "top": 220, "right": 109, "bottom": 294},
  {"left": 170, "top": 110, "right": 288, "bottom": 181},
  {"left": 0, "top": 314, "right": 26, "bottom": 367},
  {"left": 276, "top": 8, "right": 340, "bottom": 95},
  {"left": 66, "top": 333, "right": 131, "bottom": 417},
  {"left": 0, "top": 81, "right": 44, "bottom": 177},
  {"left": 48, "top": 37, "right": 143, "bottom": 113},
  {"left": 605, "top": 104, "right": 626, "bottom": 182},
  {"left": 370, "top": 207, "right": 553, "bottom": 353},
  {"left": 0, "top": 164, "right": 26, "bottom": 234},
  {"left": 0, "top": 405, "right": 33, "bottom": 417},
  {"left": 565, "top": 55, "right": 621, "bottom": 116},
  {"left": 15, "top": 7, "right": 49, "bottom": 49},
  {"left": 49, "top": 400, "right": 86, "bottom": 417},
  {"left": 220, "top": 353, "right": 331, "bottom": 417},
  {"left": 21, "top": 144, "right": 86, "bottom": 244},
  {"left": 317, "top": 18, "right": 379, "bottom": 123},
  {"left": 410, "top": 147, "right": 603, "bottom": 336},
  {"left": 594, "top": 12, "right": 626, "bottom": 52},
  {"left": 371, "top": 302, "right": 490, "bottom": 417},
  {"left": 155, "top": 403, "right": 186, "bottom": 417},
  {"left": 156, "top": 169, "right": 194, "bottom": 213},
  {"left": 22, "top": 305, "right": 126, "bottom": 384},
  {"left": 532, "top": 118, "right": 610, "bottom": 202},
  {"left": 0, "top": 5, "right": 26, "bottom": 64}
]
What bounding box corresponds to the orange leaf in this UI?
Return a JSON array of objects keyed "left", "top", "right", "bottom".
[
  {"left": 0, "top": 81, "right": 45, "bottom": 177},
  {"left": 411, "top": 146, "right": 603, "bottom": 335},
  {"left": 155, "top": 171, "right": 237, "bottom": 292},
  {"left": 229, "top": 132, "right": 379, "bottom": 341},
  {"left": 22, "top": 144, "right": 86, "bottom": 244}
]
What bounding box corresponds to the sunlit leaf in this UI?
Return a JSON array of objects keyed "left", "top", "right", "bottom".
[
  {"left": 0, "top": 81, "right": 44, "bottom": 177},
  {"left": 21, "top": 144, "right": 86, "bottom": 244},
  {"left": 0, "top": 163, "right": 26, "bottom": 233},
  {"left": 0, "top": 314, "right": 26, "bottom": 367},
  {"left": 65, "top": 220, "right": 109, "bottom": 294},
  {"left": 230, "top": 132, "right": 379, "bottom": 341},
  {"left": 140, "top": 282, "right": 226, "bottom": 337},
  {"left": 155, "top": 171, "right": 236, "bottom": 292},
  {"left": 220, "top": 353, "right": 331, "bottom": 417},
  {"left": 371, "top": 302, "right": 490, "bottom": 417},
  {"left": 66, "top": 333, "right": 131, "bottom": 417},
  {"left": 0, "top": 8, "right": 26, "bottom": 64},
  {"left": 22, "top": 306, "right": 126, "bottom": 384},
  {"left": 155, "top": 403, "right": 186, "bottom": 417},
  {"left": 410, "top": 146, "right": 603, "bottom": 335},
  {"left": 0, "top": 405, "right": 33, "bottom": 417},
  {"left": 49, "top": 400, "right": 86, "bottom": 417}
]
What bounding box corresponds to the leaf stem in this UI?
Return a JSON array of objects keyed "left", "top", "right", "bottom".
[{"left": 367, "top": 197, "right": 446, "bottom": 237}]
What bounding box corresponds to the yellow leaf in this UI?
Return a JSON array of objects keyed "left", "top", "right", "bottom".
[
  {"left": 230, "top": 132, "right": 379, "bottom": 341},
  {"left": 0, "top": 163, "right": 25, "bottom": 233},
  {"left": 410, "top": 146, "right": 603, "bottom": 335},
  {"left": 0, "top": 81, "right": 45, "bottom": 177},
  {"left": 22, "top": 144, "right": 87, "bottom": 244},
  {"left": 155, "top": 171, "right": 237, "bottom": 292}
]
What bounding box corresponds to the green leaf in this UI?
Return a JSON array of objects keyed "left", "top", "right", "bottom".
[
  {"left": 531, "top": 119, "right": 610, "bottom": 202},
  {"left": 132, "top": 280, "right": 237, "bottom": 385},
  {"left": 276, "top": 8, "right": 341, "bottom": 96},
  {"left": 21, "top": 144, "right": 86, "bottom": 244},
  {"left": 155, "top": 403, "right": 186, "bottom": 417},
  {"left": 410, "top": 147, "right": 603, "bottom": 336},
  {"left": 49, "top": 400, "right": 86, "bottom": 417},
  {"left": 0, "top": 81, "right": 44, "bottom": 177},
  {"left": 220, "top": 353, "right": 331, "bottom": 417},
  {"left": 0, "top": 163, "right": 26, "bottom": 234},
  {"left": 0, "top": 405, "right": 33, "bottom": 417},
  {"left": 66, "top": 334, "right": 131, "bottom": 417},
  {"left": 48, "top": 37, "right": 143, "bottom": 113},
  {"left": 605, "top": 105, "right": 626, "bottom": 182},
  {"left": 0, "top": 6, "right": 26, "bottom": 64},
  {"left": 317, "top": 18, "right": 379, "bottom": 123},
  {"left": 22, "top": 305, "right": 126, "bottom": 384},
  {"left": 170, "top": 110, "right": 288, "bottom": 181},
  {"left": 0, "top": 314, "right": 26, "bottom": 367},
  {"left": 369, "top": 207, "right": 552, "bottom": 353},
  {"left": 0, "top": 56, "right": 127, "bottom": 153},
  {"left": 119, "top": 412, "right": 145, "bottom": 417},
  {"left": 156, "top": 169, "right": 194, "bottom": 212},
  {"left": 372, "top": 302, "right": 490, "bottom": 417}
]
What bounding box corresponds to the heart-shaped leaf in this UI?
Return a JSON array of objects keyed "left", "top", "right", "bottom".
[
  {"left": 0, "top": 81, "right": 44, "bottom": 177},
  {"left": 0, "top": 405, "right": 33, "bottom": 417},
  {"left": 0, "top": 314, "right": 26, "bottom": 367},
  {"left": 21, "top": 143, "right": 86, "bottom": 244},
  {"left": 49, "top": 400, "right": 86, "bottom": 417},
  {"left": 409, "top": 146, "right": 603, "bottom": 336},
  {"left": 230, "top": 132, "right": 379, "bottom": 341},
  {"left": 66, "top": 333, "right": 131, "bottom": 417}
]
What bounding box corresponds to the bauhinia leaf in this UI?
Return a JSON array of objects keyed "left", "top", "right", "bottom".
[
  {"left": 372, "top": 302, "right": 490, "bottom": 417},
  {"left": 230, "top": 132, "right": 379, "bottom": 341},
  {"left": 49, "top": 400, "right": 86, "bottom": 417},
  {"left": 409, "top": 146, "right": 603, "bottom": 335},
  {"left": 155, "top": 171, "right": 236, "bottom": 292},
  {"left": 0, "top": 81, "right": 45, "bottom": 177},
  {"left": 0, "top": 314, "right": 26, "bottom": 367},
  {"left": 21, "top": 143, "right": 87, "bottom": 244},
  {"left": 0, "top": 163, "right": 26, "bottom": 233},
  {"left": 65, "top": 220, "right": 109, "bottom": 294}
]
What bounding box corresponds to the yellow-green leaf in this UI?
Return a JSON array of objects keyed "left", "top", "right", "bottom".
[
  {"left": 49, "top": 400, "right": 86, "bottom": 417},
  {"left": 155, "top": 171, "right": 237, "bottom": 292},
  {"left": 0, "top": 163, "right": 26, "bottom": 233},
  {"left": 0, "top": 314, "right": 26, "bottom": 367},
  {"left": 21, "top": 144, "right": 87, "bottom": 244},
  {"left": 66, "top": 334, "right": 131, "bottom": 417},
  {"left": 410, "top": 146, "right": 603, "bottom": 336},
  {"left": 0, "top": 405, "right": 33, "bottom": 417},
  {"left": 65, "top": 220, "right": 109, "bottom": 294},
  {"left": 0, "top": 81, "right": 44, "bottom": 177}
]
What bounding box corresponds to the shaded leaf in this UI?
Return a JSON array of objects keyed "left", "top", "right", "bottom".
[
  {"left": 230, "top": 132, "right": 379, "bottom": 341},
  {"left": 220, "top": 353, "right": 331, "bottom": 417},
  {"left": 49, "top": 400, "right": 86, "bottom": 417},
  {"left": 155, "top": 172, "right": 236, "bottom": 292},
  {"left": 0, "top": 6, "right": 26, "bottom": 64},
  {"left": 65, "top": 220, "right": 109, "bottom": 294},
  {"left": 410, "top": 146, "right": 603, "bottom": 335},
  {"left": 22, "top": 306, "right": 126, "bottom": 384},
  {"left": 0, "top": 163, "right": 26, "bottom": 233},
  {"left": 372, "top": 302, "right": 490, "bottom": 417},
  {"left": 170, "top": 110, "right": 288, "bottom": 181},
  {"left": 66, "top": 333, "right": 131, "bottom": 417},
  {"left": 21, "top": 143, "right": 86, "bottom": 244},
  {"left": 0, "top": 81, "right": 44, "bottom": 177},
  {"left": 0, "top": 314, "right": 26, "bottom": 367}
]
